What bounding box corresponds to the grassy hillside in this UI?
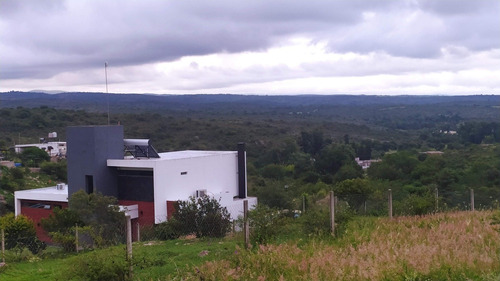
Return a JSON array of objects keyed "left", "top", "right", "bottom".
[
  {"left": 1, "top": 210, "right": 499, "bottom": 280},
  {"left": 183, "top": 211, "right": 500, "bottom": 281}
]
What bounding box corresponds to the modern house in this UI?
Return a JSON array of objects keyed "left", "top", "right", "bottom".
[{"left": 15, "top": 125, "right": 257, "bottom": 242}]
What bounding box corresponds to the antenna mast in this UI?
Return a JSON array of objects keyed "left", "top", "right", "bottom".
[{"left": 105, "top": 62, "right": 110, "bottom": 125}]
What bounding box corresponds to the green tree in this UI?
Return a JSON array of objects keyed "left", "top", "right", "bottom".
[
  {"left": 334, "top": 178, "right": 374, "bottom": 212},
  {"left": 69, "top": 191, "right": 126, "bottom": 247},
  {"left": 19, "top": 147, "right": 50, "bottom": 167}
]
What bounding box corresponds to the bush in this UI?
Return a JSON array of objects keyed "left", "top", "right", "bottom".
[
  {"left": 247, "top": 204, "right": 287, "bottom": 244},
  {"left": 300, "top": 206, "right": 354, "bottom": 237},
  {"left": 61, "top": 248, "right": 130, "bottom": 281},
  {"left": 173, "top": 195, "right": 231, "bottom": 238},
  {"left": 154, "top": 219, "right": 181, "bottom": 240},
  {"left": 0, "top": 213, "right": 45, "bottom": 254},
  {"left": 40, "top": 160, "right": 67, "bottom": 181}
]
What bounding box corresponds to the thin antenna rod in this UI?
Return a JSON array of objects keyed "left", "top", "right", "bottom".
[{"left": 105, "top": 62, "right": 110, "bottom": 125}]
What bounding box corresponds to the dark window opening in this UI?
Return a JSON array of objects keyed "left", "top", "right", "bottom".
[
  {"left": 181, "top": 171, "right": 187, "bottom": 175},
  {"left": 117, "top": 170, "right": 154, "bottom": 202},
  {"left": 85, "top": 175, "right": 94, "bottom": 194}
]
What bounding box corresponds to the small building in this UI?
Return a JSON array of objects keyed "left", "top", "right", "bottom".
[
  {"left": 15, "top": 125, "right": 256, "bottom": 242},
  {"left": 355, "top": 157, "right": 381, "bottom": 169},
  {"left": 15, "top": 142, "right": 67, "bottom": 157}
]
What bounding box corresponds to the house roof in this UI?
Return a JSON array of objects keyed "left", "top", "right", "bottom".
[
  {"left": 107, "top": 150, "right": 236, "bottom": 168},
  {"left": 15, "top": 185, "right": 68, "bottom": 202}
]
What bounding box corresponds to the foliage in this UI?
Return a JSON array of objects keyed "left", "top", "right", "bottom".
[
  {"left": 41, "top": 191, "right": 125, "bottom": 251},
  {"left": 68, "top": 190, "right": 126, "bottom": 247},
  {"left": 187, "top": 211, "right": 500, "bottom": 281},
  {"left": 41, "top": 207, "right": 83, "bottom": 251},
  {"left": 334, "top": 178, "right": 374, "bottom": 212},
  {"left": 61, "top": 247, "right": 130, "bottom": 281},
  {"left": 39, "top": 160, "right": 67, "bottom": 182},
  {"left": 154, "top": 219, "right": 181, "bottom": 240},
  {"left": 247, "top": 204, "right": 287, "bottom": 244},
  {"left": 0, "top": 213, "right": 45, "bottom": 254},
  {"left": 173, "top": 195, "right": 231, "bottom": 238},
  {"left": 19, "top": 147, "right": 50, "bottom": 167}
]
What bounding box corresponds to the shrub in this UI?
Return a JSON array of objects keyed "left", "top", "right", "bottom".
[
  {"left": 61, "top": 248, "right": 130, "bottom": 281},
  {"left": 154, "top": 219, "right": 181, "bottom": 240},
  {"left": 300, "top": 206, "right": 354, "bottom": 237},
  {"left": 247, "top": 204, "right": 287, "bottom": 244},
  {"left": 0, "top": 213, "right": 45, "bottom": 254},
  {"left": 173, "top": 195, "right": 231, "bottom": 238}
]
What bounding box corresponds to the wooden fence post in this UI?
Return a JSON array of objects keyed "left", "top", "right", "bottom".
[
  {"left": 75, "top": 224, "right": 79, "bottom": 253},
  {"left": 388, "top": 189, "right": 393, "bottom": 219},
  {"left": 126, "top": 215, "right": 133, "bottom": 280},
  {"left": 330, "top": 191, "right": 335, "bottom": 237},
  {"left": 136, "top": 222, "right": 140, "bottom": 242},
  {"left": 470, "top": 189, "right": 475, "bottom": 211},
  {"left": 243, "top": 200, "right": 250, "bottom": 249},
  {"left": 1, "top": 229, "right": 5, "bottom": 264},
  {"left": 302, "top": 195, "right": 306, "bottom": 214},
  {"left": 435, "top": 187, "right": 439, "bottom": 211}
]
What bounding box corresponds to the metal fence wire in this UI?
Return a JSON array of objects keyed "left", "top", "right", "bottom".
[{"left": 0, "top": 187, "right": 498, "bottom": 265}]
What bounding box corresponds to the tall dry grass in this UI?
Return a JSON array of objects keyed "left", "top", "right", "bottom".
[{"left": 183, "top": 211, "right": 500, "bottom": 280}]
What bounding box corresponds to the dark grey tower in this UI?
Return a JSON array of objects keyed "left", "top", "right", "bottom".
[
  {"left": 237, "top": 142, "right": 247, "bottom": 199},
  {"left": 67, "top": 125, "right": 124, "bottom": 197}
]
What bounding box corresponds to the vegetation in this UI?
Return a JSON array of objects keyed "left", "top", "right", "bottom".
[
  {"left": 0, "top": 214, "right": 45, "bottom": 255},
  {"left": 183, "top": 211, "right": 500, "bottom": 281},
  {"left": 166, "top": 195, "right": 231, "bottom": 238},
  {"left": 0, "top": 94, "right": 499, "bottom": 279},
  {"left": 41, "top": 191, "right": 126, "bottom": 251},
  {"left": 1, "top": 211, "right": 498, "bottom": 281}
]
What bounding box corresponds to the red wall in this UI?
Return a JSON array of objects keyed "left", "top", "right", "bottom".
[
  {"left": 118, "top": 200, "right": 155, "bottom": 226},
  {"left": 20, "top": 200, "right": 68, "bottom": 243}
]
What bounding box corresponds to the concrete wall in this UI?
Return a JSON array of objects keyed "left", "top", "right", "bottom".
[{"left": 67, "top": 126, "right": 124, "bottom": 197}]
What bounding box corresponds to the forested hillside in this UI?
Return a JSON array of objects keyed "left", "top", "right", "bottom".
[{"left": 1, "top": 92, "right": 499, "bottom": 216}]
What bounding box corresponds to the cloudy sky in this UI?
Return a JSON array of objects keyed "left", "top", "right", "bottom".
[{"left": 1, "top": 0, "right": 499, "bottom": 95}]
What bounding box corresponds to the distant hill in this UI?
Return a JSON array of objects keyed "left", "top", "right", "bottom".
[{"left": 1, "top": 91, "right": 498, "bottom": 113}]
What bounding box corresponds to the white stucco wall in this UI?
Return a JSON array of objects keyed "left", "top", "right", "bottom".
[
  {"left": 107, "top": 150, "right": 253, "bottom": 223},
  {"left": 153, "top": 152, "right": 239, "bottom": 223}
]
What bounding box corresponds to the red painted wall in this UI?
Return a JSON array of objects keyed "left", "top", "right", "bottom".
[
  {"left": 118, "top": 200, "right": 155, "bottom": 226},
  {"left": 20, "top": 200, "right": 68, "bottom": 243}
]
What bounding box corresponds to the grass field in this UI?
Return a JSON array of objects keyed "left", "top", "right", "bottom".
[{"left": 1, "top": 210, "right": 499, "bottom": 280}]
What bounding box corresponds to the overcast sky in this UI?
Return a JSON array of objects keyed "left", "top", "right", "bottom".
[{"left": 1, "top": 0, "right": 499, "bottom": 95}]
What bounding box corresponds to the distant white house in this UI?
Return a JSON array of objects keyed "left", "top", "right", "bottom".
[
  {"left": 15, "top": 142, "right": 67, "bottom": 157},
  {"left": 355, "top": 157, "right": 381, "bottom": 169},
  {"left": 14, "top": 131, "right": 66, "bottom": 157}
]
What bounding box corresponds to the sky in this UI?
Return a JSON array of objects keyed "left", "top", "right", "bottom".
[{"left": 1, "top": 0, "right": 499, "bottom": 95}]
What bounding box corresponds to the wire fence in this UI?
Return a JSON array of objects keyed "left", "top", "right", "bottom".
[{"left": 1, "top": 188, "right": 498, "bottom": 276}]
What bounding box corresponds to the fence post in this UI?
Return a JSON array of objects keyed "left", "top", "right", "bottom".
[
  {"left": 388, "top": 189, "right": 393, "bottom": 219},
  {"left": 136, "top": 222, "right": 140, "bottom": 242},
  {"left": 75, "top": 224, "right": 79, "bottom": 253},
  {"left": 1, "top": 228, "right": 5, "bottom": 264},
  {"left": 329, "top": 191, "right": 335, "bottom": 237},
  {"left": 470, "top": 189, "right": 475, "bottom": 211},
  {"left": 302, "top": 195, "right": 306, "bottom": 214},
  {"left": 126, "top": 215, "right": 133, "bottom": 280},
  {"left": 243, "top": 200, "right": 250, "bottom": 249},
  {"left": 435, "top": 188, "right": 439, "bottom": 211}
]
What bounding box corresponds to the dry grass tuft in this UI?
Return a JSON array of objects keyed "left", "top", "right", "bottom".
[{"left": 185, "top": 211, "right": 500, "bottom": 280}]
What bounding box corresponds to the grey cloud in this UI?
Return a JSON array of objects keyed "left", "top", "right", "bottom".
[{"left": 0, "top": 0, "right": 498, "bottom": 81}]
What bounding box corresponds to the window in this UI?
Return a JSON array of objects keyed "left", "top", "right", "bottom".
[{"left": 85, "top": 175, "right": 94, "bottom": 194}]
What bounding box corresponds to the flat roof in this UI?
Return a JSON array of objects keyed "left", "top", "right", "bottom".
[
  {"left": 15, "top": 185, "right": 68, "bottom": 202},
  {"left": 108, "top": 150, "right": 236, "bottom": 168}
]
